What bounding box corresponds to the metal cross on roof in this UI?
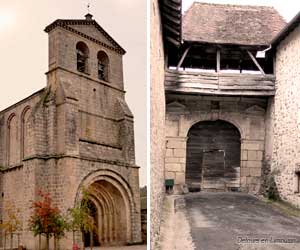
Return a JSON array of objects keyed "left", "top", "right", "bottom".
[{"left": 87, "top": 1, "right": 91, "bottom": 14}]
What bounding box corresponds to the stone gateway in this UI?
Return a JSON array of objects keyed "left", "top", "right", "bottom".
[{"left": 0, "top": 14, "right": 141, "bottom": 249}]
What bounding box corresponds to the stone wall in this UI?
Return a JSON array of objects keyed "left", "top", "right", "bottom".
[
  {"left": 269, "top": 24, "right": 300, "bottom": 207},
  {"left": 0, "top": 90, "right": 44, "bottom": 167},
  {"left": 0, "top": 16, "right": 141, "bottom": 249},
  {"left": 150, "top": 0, "right": 166, "bottom": 249},
  {"left": 165, "top": 94, "right": 267, "bottom": 194}
]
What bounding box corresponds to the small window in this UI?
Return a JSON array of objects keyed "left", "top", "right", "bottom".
[
  {"left": 76, "top": 42, "right": 89, "bottom": 73},
  {"left": 97, "top": 51, "right": 109, "bottom": 81}
]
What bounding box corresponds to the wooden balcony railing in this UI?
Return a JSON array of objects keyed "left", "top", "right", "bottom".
[{"left": 165, "top": 69, "right": 275, "bottom": 96}]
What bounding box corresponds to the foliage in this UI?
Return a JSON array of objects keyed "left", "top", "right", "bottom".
[
  {"left": 0, "top": 200, "right": 22, "bottom": 233},
  {"left": 68, "top": 188, "right": 96, "bottom": 233},
  {"left": 68, "top": 188, "right": 96, "bottom": 249},
  {"left": 52, "top": 213, "right": 69, "bottom": 239},
  {"left": 265, "top": 170, "right": 281, "bottom": 201},
  {"left": 29, "top": 190, "right": 69, "bottom": 245}
]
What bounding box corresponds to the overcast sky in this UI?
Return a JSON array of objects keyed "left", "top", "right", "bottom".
[
  {"left": 0, "top": 0, "right": 147, "bottom": 186},
  {"left": 183, "top": 0, "right": 299, "bottom": 21}
]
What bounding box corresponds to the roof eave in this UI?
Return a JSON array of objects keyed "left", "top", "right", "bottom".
[
  {"left": 159, "top": 0, "right": 183, "bottom": 47},
  {"left": 271, "top": 11, "right": 300, "bottom": 47},
  {"left": 44, "top": 19, "right": 126, "bottom": 55},
  {"left": 182, "top": 40, "right": 270, "bottom": 49}
]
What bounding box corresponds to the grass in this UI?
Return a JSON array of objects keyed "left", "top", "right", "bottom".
[{"left": 263, "top": 197, "right": 300, "bottom": 217}]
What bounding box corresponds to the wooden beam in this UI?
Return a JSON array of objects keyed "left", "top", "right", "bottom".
[
  {"left": 216, "top": 49, "right": 221, "bottom": 72},
  {"left": 247, "top": 50, "right": 265, "bottom": 75},
  {"left": 162, "top": 12, "right": 181, "bottom": 25},
  {"left": 164, "top": 23, "right": 180, "bottom": 36},
  {"left": 165, "top": 36, "right": 181, "bottom": 47},
  {"left": 177, "top": 46, "right": 191, "bottom": 70},
  {"left": 162, "top": 0, "right": 181, "bottom": 11}
]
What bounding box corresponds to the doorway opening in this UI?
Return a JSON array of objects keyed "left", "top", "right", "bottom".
[{"left": 186, "top": 120, "right": 241, "bottom": 192}]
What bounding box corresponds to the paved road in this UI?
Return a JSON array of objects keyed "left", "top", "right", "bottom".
[{"left": 185, "top": 192, "right": 300, "bottom": 250}]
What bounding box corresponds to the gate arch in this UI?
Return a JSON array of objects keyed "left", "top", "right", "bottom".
[{"left": 186, "top": 120, "right": 241, "bottom": 192}]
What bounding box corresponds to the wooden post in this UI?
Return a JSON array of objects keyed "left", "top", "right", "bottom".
[
  {"left": 90, "top": 231, "right": 93, "bottom": 250},
  {"left": 216, "top": 49, "right": 221, "bottom": 72},
  {"left": 10, "top": 233, "right": 12, "bottom": 250},
  {"left": 54, "top": 236, "right": 57, "bottom": 250},
  {"left": 247, "top": 50, "right": 265, "bottom": 75},
  {"left": 46, "top": 234, "right": 49, "bottom": 250},
  {"left": 38, "top": 235, "right": 41, "bottom": 250},
  {"left": 176, "top": 46, "right": 191, "bottom": 70},
  {"left": 72, "top": 230, "right": 75, "bottom": 246},
  {"left": 4, "top": 232, "right": 6, "bottom": 250}
]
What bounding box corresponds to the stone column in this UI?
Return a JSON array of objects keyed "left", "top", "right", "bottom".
[
  {"left": 165, "top": 136, "right": 187, "bottom": 193},
  {"left": 240, "top": 139, "right": 264, "bottom": 193}
]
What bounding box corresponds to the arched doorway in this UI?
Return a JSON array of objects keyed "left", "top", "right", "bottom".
[
  {"left": 186, "top": 120, "right": 241, "bottom": 192},
  {"left": 82, "top": 179, "right": 129, "bottom": 247},
  {"left": 83, "top": 200, "right": 100, "bottom": 247}
]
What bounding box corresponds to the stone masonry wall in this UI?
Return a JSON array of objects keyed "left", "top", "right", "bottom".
[
  {"left": 0, "top": 17, "right": 141, "bottom": 250},
  {"left": 165, "top": 94, "right": 267, "bottom": 194},
  {"left": 0, "top": 90, "right": 44, "bottom": 167},
  {"left": 150, "top": 0, "right": 166, "bottom": 249},
  {"left": 270, "top": 24, "right": 300, "bottom": 207}
]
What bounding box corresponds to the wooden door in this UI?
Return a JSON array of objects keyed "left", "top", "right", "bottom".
[{"left": 202, "top": 150, "right": 225, "bottom": 191}]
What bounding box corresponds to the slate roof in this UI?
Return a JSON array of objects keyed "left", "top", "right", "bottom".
[
  {"left": 183, "top": 2, "right": 286, "bottom": 46},
  {"left": 44, "top": 16, "right": 126, "bottom": 55}
]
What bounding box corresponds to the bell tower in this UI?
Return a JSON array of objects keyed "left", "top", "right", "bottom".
[{"left": 44, "top": 13, "right": 126, "bottom": 91}]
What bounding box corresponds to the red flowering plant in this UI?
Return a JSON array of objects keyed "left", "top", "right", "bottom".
[{"left": 29, "top": 190, "right": 68, "bottom": 250}]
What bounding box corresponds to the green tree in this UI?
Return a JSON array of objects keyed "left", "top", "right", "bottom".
[
  {"left": 52, "top": 212, "right": 69, "bottom": 250},
  {"left": 69, "top": 188, "right": 96, "bottom": 250}
]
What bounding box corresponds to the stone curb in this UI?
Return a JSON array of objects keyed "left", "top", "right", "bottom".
[{"left": 174, "top": 195, "right": 186, "bottom": 212}]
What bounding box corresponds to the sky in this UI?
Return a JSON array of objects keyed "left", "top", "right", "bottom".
[
  {"left": 183, "top": 0, "right": 299, "bottom": 21},
  {"left": 0, "top": 0, "right": 147, "bottom": 186}
]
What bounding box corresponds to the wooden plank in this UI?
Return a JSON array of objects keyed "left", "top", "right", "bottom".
[
  {"left": 166, "top": 69, "right": 275, "bottom": 79},
  {"left": 166, "top": 75, "right": 218, "bottom": 81},
  {"left": 247, "top": 50, "right": 265, "bottom": 75},
  {"left": 216, "top": 49, "right": 221, "bottom": 72},
  {"left": 167, "top": 82, "right": 219, "bottom": 89},
  {"left": 165, "top": 69, "right": 276, "bottom": 96},
  {"left": 166, "top": 76, "right": 274, "bottom": 86},
  {"left": 165, "top": 87, "right": 275, "bottom": 96},
  {"left": 165, "top": 36, "right": 180, "bottom": 46},
  {"left": 164, "top": 23, "right": 180, "bottom": 36},
  {"left": 162, "top": 0, "right": 181, "bottom": 11},
  {"left": 177, "top": 46, "right": 191, "bottom": 70},
  {"left": 219, "top": 85, "right": 274, "bottom": 90}
]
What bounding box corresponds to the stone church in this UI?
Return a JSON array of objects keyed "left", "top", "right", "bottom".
[
  {"left": 151, "top": 0, "right": 300, "bottom": 247},
  {"left": 0, "top": 13, "right": 141, "bottom": 249}
]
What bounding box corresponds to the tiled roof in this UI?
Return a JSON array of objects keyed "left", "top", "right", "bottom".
[{"left": 183, "top": 2, "right": 286, "bottom": 46}]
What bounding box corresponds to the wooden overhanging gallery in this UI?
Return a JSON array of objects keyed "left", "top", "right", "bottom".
[{"left": 161, "top": 2, "right": 286, "bottom": 96}]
